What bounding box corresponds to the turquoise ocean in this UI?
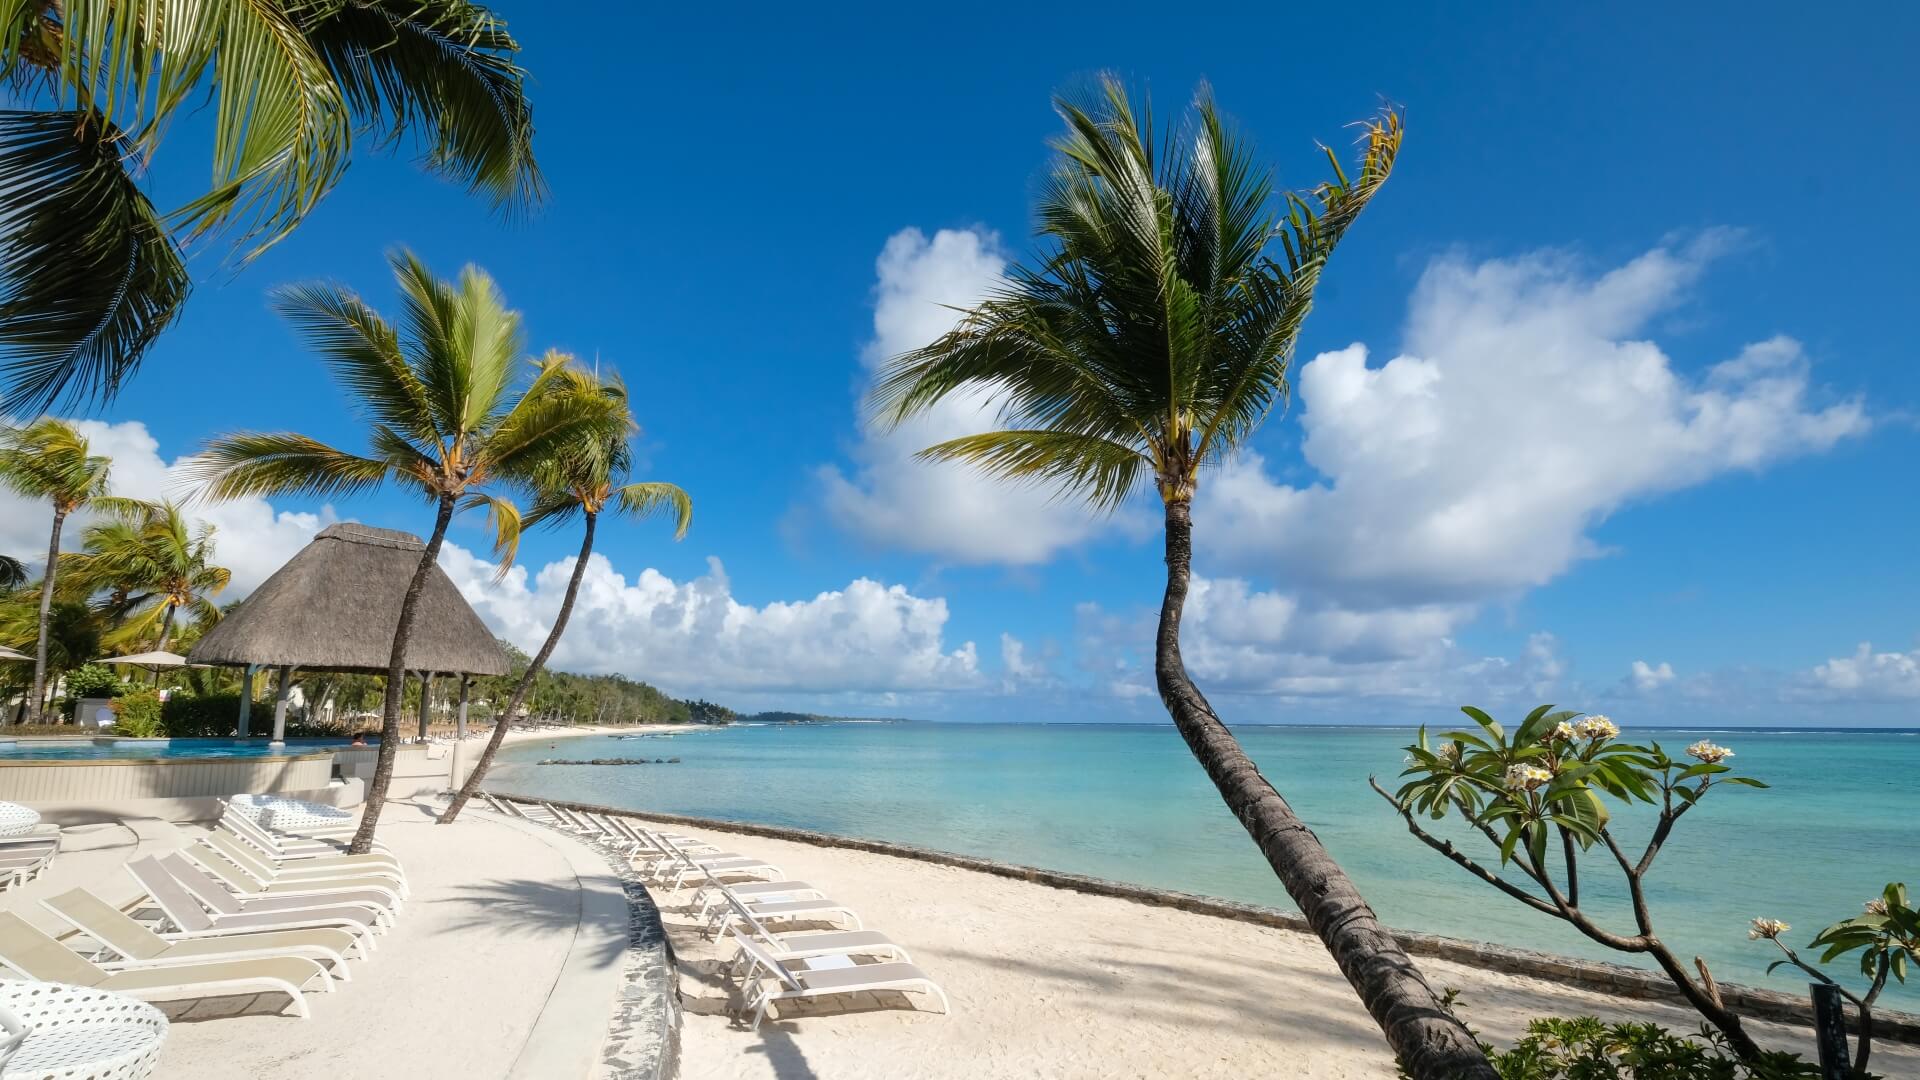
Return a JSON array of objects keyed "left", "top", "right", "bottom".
[{"left": 487, "top": 721, "right": 1918, "bottom": 1004}]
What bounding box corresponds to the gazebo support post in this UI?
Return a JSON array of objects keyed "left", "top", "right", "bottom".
[
  {"left": 450, "top": 676, "right": 472, "bottom": 788},
  {"left": 269, "top": 664, "right": 296, "bottom": 747},
  {"left": 238, "top": 664, "right": 257, "bottom": 737}
]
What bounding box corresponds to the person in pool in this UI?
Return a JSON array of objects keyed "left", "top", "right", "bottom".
[{"left": 350, "top": 733, "right": 368, "bottom": 746}]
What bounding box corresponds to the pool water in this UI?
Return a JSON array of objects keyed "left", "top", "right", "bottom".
[{"left": 0, "top": 738, "right": 354, "bottom": 760}]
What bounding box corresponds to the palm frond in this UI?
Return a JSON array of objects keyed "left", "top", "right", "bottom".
[
  {"left": 919, "top": 430, "right": 1146, "bottom": 513},
  {"left": 0, "top": 552, "right": 25, "bottom": 590},
  {"left": 0, "top": 110, "right": 190, "bottom": 412},
  {"left": 295, "top": 0, "right": 543, "bottom": 213},
  {"left": 270, "top": 277, "right": 440, "bottom": 444},
  {"left": 611, "top": 481, "right": 691, "bottom": 539},
  {"left": 184, "top": 431, "right": 392, "bottom": 500},
  {"left": 456, "top": 490, "right": 521, "bottom": 575},
  {"left": 0, "top": 416, "right": 113, "bottom": 505},
  {"left": 168, "top": 0, "right": 351, "bottom": 258}
]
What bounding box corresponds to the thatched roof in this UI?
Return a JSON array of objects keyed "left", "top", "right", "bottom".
[{"left": 189, "top": 523, "right": 510, "bottom": 676}]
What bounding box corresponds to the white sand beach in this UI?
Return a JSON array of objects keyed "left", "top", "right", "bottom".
[{"left": 648, "top": 820, "right": 1920, "bottom": 1080}]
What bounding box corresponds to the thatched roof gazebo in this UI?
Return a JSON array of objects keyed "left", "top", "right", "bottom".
[{"left": 190, "top": 523, "right": 510, "bottom": 743}]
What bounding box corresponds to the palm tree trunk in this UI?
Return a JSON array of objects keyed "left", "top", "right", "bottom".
[
  {"left": 1155, "top": 498, "right": 1494, "bottom": 1079},
  {"left": 349, "top": 493, "right": 456, "bottom": 855},
  {"left": 440, "top": 512, "right": 598, "bottom": 824},
  {"left": 152, "top": 601, "right": 179, "bottom": 686},
  {"left": 30, "top": 508, "right": 65, "bottom": 724}
]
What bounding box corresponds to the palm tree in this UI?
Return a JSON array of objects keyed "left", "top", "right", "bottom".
[
  {"left": 0, "top": 554, "right": 24, "bottom": 590},
  {"left": 874, "top": 81, "right": 1492, "bottom": 1078},
  {"left": 0, "top": 597, "right": 101, "bottom": 721},
  {"left": 63, "top": 500, "right": 232, "bottom": 656},
  {"left": 440, "top": 364, "right": 691, "bottom": 824},
  {"left": 187, "top": 250, "right": 627, "bottom": 853},
  {"left": 0, "top": 0, "right": 543, "bottom": 412},
  {"left": 0, "top": 418, "right": 111, "bottom": 722}
]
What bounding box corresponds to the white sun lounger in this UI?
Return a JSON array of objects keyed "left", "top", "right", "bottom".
[
  {"left": 652, "top": 834, "right": 781, "bottom": 890},
  {"left": 219, "top": 811, "right": 400, "bottom": 865},
  {"left": 179, "top": 846, "right": 404, "bottom": 919},
  {"left": 718, "top": 891, "right": 909, "bottom": 972},
  {"left": 200, "top": 831, "right": 408, "bottom": 896},
  {"left": 692, "top": 879, "right": 825, "bottom": 923},
  {"left": 733, "top": 935, "right": 949, "bottom": 1031},
  {"left": 706, "top": 883, "right": 862, "bottom": 940},
  {"left": 0, "top": 911, "right": 326, "bottom": 1019},
  {"left": 128, "top": 857, "right": 378, "bottom": 955},
  {"left": 42, "top": 888, "right": 354, "bottom": 983}
]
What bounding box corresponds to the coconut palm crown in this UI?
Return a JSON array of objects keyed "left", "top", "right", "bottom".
[
  {"left": 186, "top": 250, "right": 629, "bottom": 852},
  {"left": 872, "top": 81, "right": 1494, "bottom": 1079},
  {"left": 62, "top": 499, "right": 231, "bottom": 654},
  {"left": 440, "top": 362, "right": 690, "bottom": 824},
  {"left": 0, "top": 0, "right": 544, "bottom": 412}
]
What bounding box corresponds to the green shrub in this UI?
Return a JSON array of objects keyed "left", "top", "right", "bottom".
[
  {"left": 110, "top": 691, "right": 165, "bottom": 738},
  {"left": 159, "top": 693, "right": 244, "bottom": 737},
  {"left": 64, "top": 663, "right": 128, "bottom": 700},
  {"left": 1480, "top": 1017, "right": 1836, "bottom": 1080}
]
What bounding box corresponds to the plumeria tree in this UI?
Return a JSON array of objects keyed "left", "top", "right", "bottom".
[
  {"left": 1753, "top": 883, "right": 1917, "bottom": 1076},
  {"left": 1372, "top": 707, "right": 1771, "bottom": 1061}
]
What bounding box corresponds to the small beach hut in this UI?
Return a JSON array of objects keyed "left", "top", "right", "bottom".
[{"left": 188, "top": 524, "right": 509, "bottom": 744}]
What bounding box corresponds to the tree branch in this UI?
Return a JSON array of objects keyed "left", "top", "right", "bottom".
[{"left": 1370, "top": 778, "right": 1563, "bottom": 918}]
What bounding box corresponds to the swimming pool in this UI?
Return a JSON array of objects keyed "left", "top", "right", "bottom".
[{"left": 0, "top": 737, "right": 357, "bottom": 761}]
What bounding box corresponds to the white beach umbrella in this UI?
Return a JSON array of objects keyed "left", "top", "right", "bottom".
[
  {"left": 0, "top": 644, "right": 29, "bottom": 662},
  {"left": 93, "top": 650, "right": 203, "bottom": 670}
]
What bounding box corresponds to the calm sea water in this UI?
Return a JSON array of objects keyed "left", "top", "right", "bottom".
[{"left": 488, "top": 721, "right": 1918, "bottom": 1004}]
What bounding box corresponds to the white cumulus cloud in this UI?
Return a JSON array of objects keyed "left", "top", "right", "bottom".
[
  {"left": 1198, "top": 236, "right": 1868, "bottom": 606},
  {"left": 1801, "top": 642, "right": 1920, "bottom": 703},
  {"left": 439, "top": 545, "right": 982, "bottom": 697},
  {"left": 818, "top": 227, "right": 1121, "bottom": 564},
  {"left": 1627, "top": 660, "right": 1677, "bottom": 692}
]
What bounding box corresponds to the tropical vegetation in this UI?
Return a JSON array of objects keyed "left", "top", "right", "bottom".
[
  {"left": 871, "top": 78, "right": 1489, "bottom": 1076},
  {"left": 442, "top": 363, "right": 691, "bottom": 824},
  {"left": 1753, "top": 882, "right": 1916, "bottom": 1076},
  {"left": 1376, "top": 708, "right": 1778, "bottom": 1061},
  {"left": 0, "top": 0, "right": 542, "bottom": 412},
  {"left": 0, "top": 416, "right": 110, "bottom": 720},
  {"left": 62, "top": 499, "right": 230, "bottom": 654},
  {"left": 188, "top": 250, "right": 631, "bottom": 853}
]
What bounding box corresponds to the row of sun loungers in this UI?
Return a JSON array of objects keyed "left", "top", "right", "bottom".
[
  {"left": 479, "top": 794, "right": 950, "bottom": 1030},
  {"left": 0, "top": 796, "right": 407, "bottom": 1024}
]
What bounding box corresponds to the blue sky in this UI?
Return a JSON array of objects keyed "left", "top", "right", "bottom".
[{"left": 5, "top": 2, "right": 1917, "bottom": 724}]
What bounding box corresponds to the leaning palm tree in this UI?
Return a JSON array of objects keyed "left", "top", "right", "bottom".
[
  {"left": 0, "top": 418, "right": 111, "bottom": 722},
  {"left": 874, "top": 81, "right": 1492, "bottom": 1078},
  {"left": 63, "top": 499, "right": 231, "bottom": 656},
  {"left": 187, "top": 251, "right": 626, "bottom": 853},
  {"left": 0, "top": 0, "right": 543, "bottom": 412},
  {"left": 440, "top": 364, "right": 691, "bottom": 824}
]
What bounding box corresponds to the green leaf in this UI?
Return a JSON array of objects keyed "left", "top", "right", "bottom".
[
  {"left": 1514, "top": 703, "right": 1555, "bottom": 744},
  {"left": 1525, "top": 820, "right": 1548, "bottom": 870},
  {"left": 1460, "top": 706, "right": 1504, "bottom": 743},
  {"left": 1498, "top": 826, "right": 1522, "bottom": 867}
]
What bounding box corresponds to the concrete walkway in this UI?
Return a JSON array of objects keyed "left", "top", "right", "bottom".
[{"left": 4, "top": 799, "right": 633, "bottom": 1079}]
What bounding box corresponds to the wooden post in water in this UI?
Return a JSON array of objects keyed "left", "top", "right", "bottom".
[{"left": 1811, "top": 983, "right": 1849, "bottom": 1080}]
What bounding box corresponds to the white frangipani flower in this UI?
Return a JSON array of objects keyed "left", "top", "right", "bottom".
[
  {"left": 1748, "top": 917, "right": 1790, "bottom": 940},
  {"left": 1574, "top": 714, "right": 1620, "bottom": 740},
  {"left": 1686, "top": 740, "right": 1734, "bottom": 764},
  {"left": 1504, "top": 764, "right": 1553, "bottom": 792}
]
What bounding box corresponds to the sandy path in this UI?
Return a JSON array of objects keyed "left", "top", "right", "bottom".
[{"left": 654, "top": 822, "right": 1919, "bottom": 1080}]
